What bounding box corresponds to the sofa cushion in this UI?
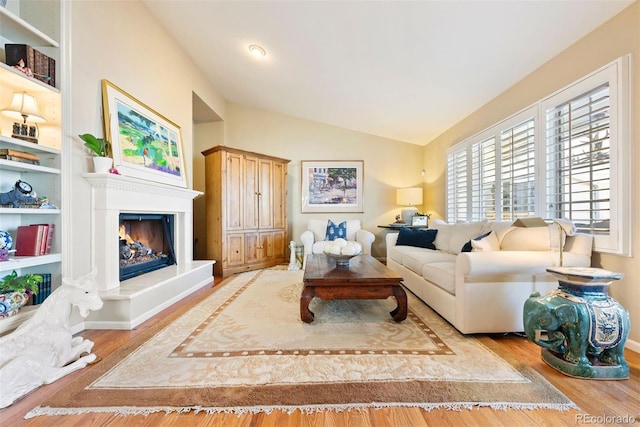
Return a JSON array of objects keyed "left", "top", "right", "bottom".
[
  {"left": 432, "top": 221, "right": 488, "bottom": 254},
  {"left": 421, "top": 262, "right": 456, "bottom": 295},
  {"left": 471, "top": 231, "right": 500, "bottom": 251},
  {"left": 400, "top": 249, "right": 456, "bottom": 275},
  {"left": 396, "top": 227, "right": 437, "bottom": 249},
  {"left": 325, "top": 220, "right": 347, "bottom": 240},
  {"left": 500, "top": 227, "right": 551, "bottom": 251}
]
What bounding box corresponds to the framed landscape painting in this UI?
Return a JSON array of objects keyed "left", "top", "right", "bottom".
[
  {"left": 301, "top": 160, "right": 364, "bottom": 213},
  {"left": 101, "top": 79, "right": 187, "bottom": 188}
]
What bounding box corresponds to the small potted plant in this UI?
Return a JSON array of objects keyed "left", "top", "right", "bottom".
[
  {"left": 0, "top": 270, "right": 41, "bottom": 318},
  {"left": 78, "top": 133, "right": 112, "bottom": 173}
]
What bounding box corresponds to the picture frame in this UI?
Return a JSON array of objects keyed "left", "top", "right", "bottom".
[
  {"left": 101, "top": 79, "right": 187, "bottom": 188},
  {"left": 301, "top": 160, "right": 364, "bottom": 213},
  {"left": 411, "top": 215, "right": 428, "bottom": 227}
]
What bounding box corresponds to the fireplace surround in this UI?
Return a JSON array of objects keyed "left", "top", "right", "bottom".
[{"left": 82, "top": 173, "right": 214, "bottom": 329}]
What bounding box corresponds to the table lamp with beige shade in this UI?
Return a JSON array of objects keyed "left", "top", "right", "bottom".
[
  {"left": 396, "top": 187, "right": 423, "bottom": 225},
  {"left": 1, "top": 91, "right": 46, "bottom": 143}
]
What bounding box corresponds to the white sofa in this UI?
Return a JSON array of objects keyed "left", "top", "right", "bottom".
[
  {"left": 386, "top": 220, "right": 593, "bottom": 334},
  {"left": 301, "top": 219, "right": 375, "bottom": 268}
]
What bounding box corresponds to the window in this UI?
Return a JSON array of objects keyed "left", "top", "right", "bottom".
[
  {"left": 446, "top": 56, "right": 631, "bottom": 255},
  {"left": 447, "top": 109, "right": 536, "bottom": 223},
  {"left": 446, "top": 150, "right": 468, "bottom": 222},
  {"left": 470, "top": 137, "right": 496, "bottom": 220}
]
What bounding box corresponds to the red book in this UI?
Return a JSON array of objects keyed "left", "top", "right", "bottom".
[
  {"left": 38, "top": 225, "right": 48, "bottom": 255},
  {"left": 33, "top": 223, "right": 55, "bottom": 254},
  {"left": 15, "top": 225, "right": 45, "bottom": 256}
]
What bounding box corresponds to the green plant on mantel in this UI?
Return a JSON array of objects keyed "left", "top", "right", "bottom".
[
  {"left": 0, "top": 270, "right": 41, "bottom": 294},
  {"left": 78, "top": 133, "right": 110, "bottom": 157}
]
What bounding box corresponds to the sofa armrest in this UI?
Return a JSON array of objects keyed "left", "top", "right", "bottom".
[
  {"left": 386, "top": 232, "right": 399, "bottom": 248},
  {"left": 300, "top": 230, "right": 315, "bottom": 266},
  {"left": 355, "top": 229, "right": 375, "bottom": 254},
  {"left": 564, "top": 233, "right": 593, "bottom": 257}
]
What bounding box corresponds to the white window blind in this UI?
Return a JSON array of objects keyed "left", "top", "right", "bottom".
[
  {"left": 470, "top": 137, "right": 496, "bottom": 221},
  {"left": 447, "top": 150, "right": 468, "bottom": 223},
  {"left": 545, "top": 84, "right": 611, "bottom": 235},
  {"left": 500, "top": 119, "right": 536, "bottom": 220}
]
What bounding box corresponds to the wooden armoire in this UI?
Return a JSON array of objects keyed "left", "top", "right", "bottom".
[{"left": 202, "top": 145, "right": 291, "bottom": 277}]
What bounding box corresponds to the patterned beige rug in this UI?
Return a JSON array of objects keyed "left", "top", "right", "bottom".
[{"left": 27, "top": 268, "right": 576, "bottom": 417}]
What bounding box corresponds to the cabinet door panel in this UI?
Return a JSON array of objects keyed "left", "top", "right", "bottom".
[
  {"left": 244, "top": 156, "right": 259, "bottom": 229},
  {"left": 260, "top": 232, "right": 274, "bottom": 260},
  {"left": 226, "top": 152, "right": 244, "bottom": 230},
  {"left": 272, "top": 230, "right": 286, "bottom": 260},
  {"left": 244, "top": 232, "right": 259, "bottom": 264},
  {"left": 272, "top": 161, "right": 287, "bottom": 229},
  {"left": 226, "top": 234, "right": 244, "bottom": 266},
  {"left": 258, "top": 158, "right": 273, "bottom": 229}
]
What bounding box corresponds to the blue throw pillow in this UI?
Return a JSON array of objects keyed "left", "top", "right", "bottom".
[
  {"left": 460, "top": 231, "right": 492, "bottom": 252},
  {"left": 396, "top": 227, "right": 438, "bottom": 250},
  {"left": 325, "top": 220, "right": 347, "bottom": 241}
]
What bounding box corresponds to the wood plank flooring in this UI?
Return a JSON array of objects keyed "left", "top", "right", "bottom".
[{"left": 2, "top": 274, "right": 638, "bottom": 427}]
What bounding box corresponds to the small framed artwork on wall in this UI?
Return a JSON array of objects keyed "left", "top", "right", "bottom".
[{"left": 301, "top": 160, "right": 364, "bottom": 213}]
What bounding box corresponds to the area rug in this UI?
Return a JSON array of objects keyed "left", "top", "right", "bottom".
[{"left": 27, "top": 268, "right": 577, "bottom": 417}]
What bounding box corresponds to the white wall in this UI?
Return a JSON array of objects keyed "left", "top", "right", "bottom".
[
  {"left": 222, "top": 103, "right": 425, "bottom": 258},
  {"left": 68, "top": 1, "right": 226, "bottom": 277}
]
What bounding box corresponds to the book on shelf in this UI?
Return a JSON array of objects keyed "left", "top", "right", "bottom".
[
  {"left": 0, "top": 155, "right": 40, "bottom": 165},
  {"left": 15, "top": 224, "right": 47, "bottom": 256},
  {"left": 5, "top": 44, "right": 56, "bottom": 87},
  {"left": 32, "top": 223, "right": 54, "bottom": 255},
  {"left": 31, "top": 273, "right": 52, "bottom": 305},
  {"left": 5, "top": 43, "right": 36, "bottom": 70},
  {"left": 0, "top": 149, "right": 40, "bottom": 162}
]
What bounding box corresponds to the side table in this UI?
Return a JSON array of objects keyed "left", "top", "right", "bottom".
[
  {"left": 377, "top": 225, "right": 427, "bottom": 231},
  {"left": 523, "top": 267, "right": 629, "bottom": 379}
]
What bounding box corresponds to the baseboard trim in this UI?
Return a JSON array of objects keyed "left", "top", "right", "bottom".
[{"left": 625, "top": 338, "right": 640, "bottom": 354}]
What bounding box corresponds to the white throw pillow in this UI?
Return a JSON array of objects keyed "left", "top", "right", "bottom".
[
  {"left": 448, "top": 221, "right": 488, "bottom": 255},
  {"left": 471, "top": 231, "right": 500, "bottom": 252}
]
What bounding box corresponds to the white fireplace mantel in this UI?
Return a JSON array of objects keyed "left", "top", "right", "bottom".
[
  {"left": 83, "top": 173, "right": 202, "bottom": 292},
  {"left": 82, "top": 173, "right": 214, "bottom": 329}
]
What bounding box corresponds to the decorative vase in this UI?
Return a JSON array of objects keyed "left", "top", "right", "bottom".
[
  {"left": 0, "top": 291, "right": 31, "bottom": 318},
  {"left": 524, "top": 266, "right": 629, "bottom": 379},
  {"left": 92, "top": 156, "right": 113, "bottom": 173}
]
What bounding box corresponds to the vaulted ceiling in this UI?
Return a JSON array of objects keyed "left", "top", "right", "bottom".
[{"left": 145, "top": 0, "right": 633, "bottom": 145}]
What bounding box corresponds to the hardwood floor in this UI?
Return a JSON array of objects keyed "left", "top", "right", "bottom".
[{"left": 2, "top": 274, "right": 639, "bottom": 427}]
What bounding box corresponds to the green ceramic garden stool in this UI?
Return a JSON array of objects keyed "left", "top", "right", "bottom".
[{"left": 523, "top": 267, "right": 629, "bottom": 379}]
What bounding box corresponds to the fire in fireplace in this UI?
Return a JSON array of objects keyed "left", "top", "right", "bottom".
[{"left": 119, "top": 213, "right": 176, "bottom": 281}]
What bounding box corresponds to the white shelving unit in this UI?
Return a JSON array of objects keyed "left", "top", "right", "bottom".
[{"left": 0, "top": 1, "right": 61, "bottom": 335}]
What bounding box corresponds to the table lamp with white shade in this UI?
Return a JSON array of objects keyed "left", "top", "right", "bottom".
[
  {"left": 396, "top": 187, "right": 423, "bottom": 224},
  {"left": 1, "top": 91, "right": 46, "bottom": 143}
]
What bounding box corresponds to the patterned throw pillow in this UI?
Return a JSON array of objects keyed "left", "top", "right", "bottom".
[{"left": 325, "top": 220, "right": 347, "bottom": 241}]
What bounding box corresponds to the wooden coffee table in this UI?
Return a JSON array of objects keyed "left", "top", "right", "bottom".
[{"left": 301, "top": 253, "right": 407, "bottom": 323}]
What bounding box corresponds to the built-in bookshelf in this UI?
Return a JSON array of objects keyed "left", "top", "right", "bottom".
[{"left": 0, "top": 1, "right": 61, "bottom": 335}]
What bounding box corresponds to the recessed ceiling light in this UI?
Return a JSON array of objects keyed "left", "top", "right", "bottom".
[{"left": 248, "top": 44, "right": 266, "bottom": 58}]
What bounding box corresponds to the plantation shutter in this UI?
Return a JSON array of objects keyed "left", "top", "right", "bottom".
[
  {"left": 447, "top": 150, "right": 468, "bottom": 223},
  {"left": 544, "top": 84, "right": 611, "bottom": 235},
  {"left": 500, "top": 119, "right": 535, "bottom": 220},
  {"left": 470, "top": 137, "right": 496, "bottom": 221}
]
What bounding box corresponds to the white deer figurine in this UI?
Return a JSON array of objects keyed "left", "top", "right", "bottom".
[{"left": 0, "top": 269, "right": 104, "bottom": 408}]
